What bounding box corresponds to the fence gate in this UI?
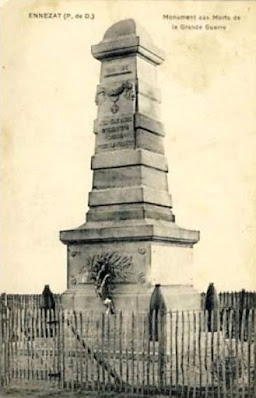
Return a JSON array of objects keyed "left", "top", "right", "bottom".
[{"left": 1, "top": 307, "right": 61, "bottom": 387}]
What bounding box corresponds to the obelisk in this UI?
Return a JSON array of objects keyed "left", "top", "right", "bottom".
[{"left": 60, "top": 19, "right": 200, "bottom": 312}]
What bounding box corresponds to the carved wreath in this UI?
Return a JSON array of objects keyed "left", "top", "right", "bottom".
[
  {"left": 95, "top": 81, "right": 135, "bottom": 113},
  {"left": 79, "top": 252, "right": 133, "bottom": 300}
]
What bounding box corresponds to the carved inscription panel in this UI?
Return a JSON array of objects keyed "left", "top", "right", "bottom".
[
  {"left": 96, "top": 113, "right": 135, "bottom": 153},
  {"left": 101, "top": 57, "right": 135, "bottom": 82},
  {"left": 95, "top": 78, "right": 136, "bottom": 152}
]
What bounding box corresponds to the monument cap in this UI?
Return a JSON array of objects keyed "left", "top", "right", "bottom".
[{"left": 91, "top": 18, "right": 165, "bottom": 65}]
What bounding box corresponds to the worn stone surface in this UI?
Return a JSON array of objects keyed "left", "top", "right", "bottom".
[
  {"left": 135, "top": 129, "right": 165, "bottom": 154},
  {"left": 92, "top": 166, "right": 168, "bottom": 190},
  {"left": 62, "top": 239, "right": 199, "bottom": 312},
  {"left": 86, "top": 203, "right": 175, "bottom": 222},
  {"left": 91, "top": 19, "right": 165, "bottom": 65},
  {"left": 91, "top": 149, "right": 168, "bottom": 171},
  {"left": 66, "top": 241, "right": 195, "bottom": 289},
  {"left": 60, "top": 19, "right": 200, "bottom": 312},
  {"left": 137, "top": 79, "right": 162, "bottom": 103},
  {"left": 62, "top": 284, "right": 201, "bottom": 312},
  {"left": 88, "top": 186, "right": 172, "bottom": 207},
  {"left": 136, "top": 94, "right": 161, "bottom": 120},
  {"left": 135, "top": 113, "right": 165, "bottom": 136},
  {"left": 100, "top": 56, "right": 136, "bottom": 82},
  {"left": 60, "top": 220, "right": 199, "bottom": 245}
]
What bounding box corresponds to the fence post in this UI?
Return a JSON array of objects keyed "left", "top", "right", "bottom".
[
  {"left": 60, "top": 309, "right": 65, "bottom": 388},
  {"left": 158, "top": 308, "right": 167, "bottom": 392},
  {"left": 254, "top": 309, "right": 256, "bottom": 398},
  {"left": 0, "top": 296, "right": 4, "bottom": 386},
  {"left": 205, "top": 283, "right": 219, "bottom": 332},
  {"left": 2, "top": 306, "right": 10, "bottom": 386}
]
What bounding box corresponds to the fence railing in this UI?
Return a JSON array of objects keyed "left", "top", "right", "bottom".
[
  {"left": 201, "top": 291, "right": 256, "bottom": 311},
  {"left": 2, "top": 291, "right": 256, "bottom": 312},
  {"left": 1, "top": 306, "right": 256, "bottom": 397},
  {"left": 1, "top": 293, "right": 62, "bottom": 310}
]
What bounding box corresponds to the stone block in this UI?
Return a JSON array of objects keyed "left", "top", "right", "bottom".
[
  {"left": 62, "top": 284, "right": 200, "bottom": 312},
  {"left": 141, "top": 165, "right": 168, "bottom": 190},
  {"left": 136, "top": 55, "right": 158, "bottom": 83},
  {"left": 88, "top": 186, "right": 172, "bottom": 207},
  {"left": 137, "top": 93, "right": 161, "bottom": 120},
  {"left": 66, "top": 241, "right": 151, "bottom": 288},
  {"left": 86, "top": 203, "right": 174, "bottom": 223},
  {"left": 93, "top": 166, "right": 141, "bottom": 189},
  {"left": 151, "top": 242, "right": 193, "bottom": 286},
  {"left": 62, "top": 239, "right": 200, "bottom": 312},
  {"left": 92, "top": 165, "right": 168, "bottom": 190},
  {"left": 135, "top": 113, "right": 164, "bottom": 136},
  {"left": 135, "top": 129, "right": 165, "bottom": 154},
  {"left": 140, "top": 149, "right": 168, "bottom": 171},
  {"left": 101, "top": 56, "right": 136, "bottom": 82},
  {"left": 91, "top": 149, "right": 168, "bottom": 172},
  {"left": 95, "top": 113, "right": 135, "bottom": 153},
  {"left": 137, "top": 79, "right": 161, "bottom": 103},
  {"left": 157, "top": 286, "right": 201, "bottom": 311},
  {"left": 96, "top": 80, "right": 136, "bottom": 119}
]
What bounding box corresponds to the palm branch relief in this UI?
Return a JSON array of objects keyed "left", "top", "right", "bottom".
[{"left": 79, "top": 252, "right": 133, "bottom": 313}]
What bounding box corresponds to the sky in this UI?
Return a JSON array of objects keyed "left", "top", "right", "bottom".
[{"left": 1, "top": 0, "right": 256, "bottom": 294}]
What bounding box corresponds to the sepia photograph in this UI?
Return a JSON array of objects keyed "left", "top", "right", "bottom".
[{"left": 1, "top": 1, "right": 256, "bottom": 397}]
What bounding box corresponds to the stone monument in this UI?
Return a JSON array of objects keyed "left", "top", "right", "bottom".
[{"left": 60, "top": 19, "right": 200, "bottom": 312}]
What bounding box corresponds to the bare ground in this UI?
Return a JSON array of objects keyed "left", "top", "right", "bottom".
[{"left": 0, "top": 387, "right": 170, "bottom": 398}]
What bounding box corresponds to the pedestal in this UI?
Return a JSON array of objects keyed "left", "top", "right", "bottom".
[{"left": 60, "top": 19, "right": 200, "bottom": 313}]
